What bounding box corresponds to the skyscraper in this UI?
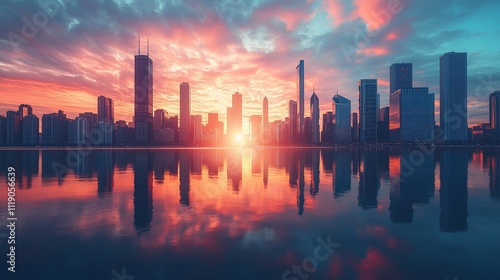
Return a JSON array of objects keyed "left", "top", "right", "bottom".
[
  {"left": 352, "top": 113, "right": 358, "bottom": 142},
  {"left": 42, "top": 110, "right": 68, "bottom": 146},
  {"left": 6, "top": 111, "right": 20, "bottom": 146},
  {"left": 390, "top": 63, "right": 412, "bottom": 94},
  {"left": 440, "top": 52, "right": 467, "bottom": 141},
  {"left": 389, "top": 88, "right": 434, "bottom": 142},
  {"left": 0, "top": 115, "right": 6, "bottom": 146},
  {"left": 192, "top": 115, "right": 202, "bottom": 144},
  {"left": 377, "top": 106, "right": 390, "bottom": 142},
  {"left": 98, "top": 96, "right": 114, "bottom": 124},
  {"left": 289, "top": 100, "right": 298, "bottom": 143},
  {"left": 134, "top": 39, "right": 153, "bottom": 143},
  {"left": 296, "top": 60, "right": 304, "bottom": 141},
  {"left": 332, "top": 93, "right": 352, "bottom": 143},
  {"left": 359, "top": 79, "right": 378, "bottom": 142},
  {"left": 179, "top": 82, "right": 191, "bottom": 143},
  {"left": 490, "top": 91, "right": 500, "bottom": 142},
  {"left": 22, "top": 114, "right": 39, "bottom": 146},
  {"left": 153, "top": 109, "right": 166, "bottom": 130},
  {"left": 232, "top": 92, "right": 243, "bottom": 136},
  {"left": 263, "top": 96, "right": 268, "bottom": 143},
  {"left": 310, "top": 91, "right": 320, "bottom": 144},
  {"left": 250, "top": 115, "right": 262, "bottom": 144}
]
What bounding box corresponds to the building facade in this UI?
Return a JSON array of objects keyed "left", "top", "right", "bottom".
[
  {"left": 310, "top": 92, "right": 320, "bottom": 144},
  {"left": 359, "top": 79, "right": 378, "bottom": 142},
  {"left": 179, "top": 82, "right": 191, "bottom": 144},
  {"left": 440, "top": 52, "right": 467, "bottom": 141},
  {"left": 333, "top": 94, "right": 352, "bottom": 143},
  {"left": 390, "top": 88, "right": 435, "bottom": 142},
  {"left": 134, "top": 49, "right": 154, "bottom": 143}
]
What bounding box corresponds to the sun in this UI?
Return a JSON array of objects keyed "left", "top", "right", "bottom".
[{"left": 235, "top": 134, "right": 243, "bottom": 144}]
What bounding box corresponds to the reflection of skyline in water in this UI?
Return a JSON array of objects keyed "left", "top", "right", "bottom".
[
  {"left": 1, "top": 148, "right": 499, "bottom": 280},
  {"left": 134, "top": 151, "right": 153, "bottom": 234},
  {"left": 439, "top": 149, "right": 469, "bottom": 232}
]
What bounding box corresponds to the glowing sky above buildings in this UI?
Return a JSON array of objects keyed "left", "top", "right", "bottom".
[{"left": 1, "top": 0, "right": 499, "bottom": 132}]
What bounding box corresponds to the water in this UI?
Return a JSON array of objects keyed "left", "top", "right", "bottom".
[{"left": 0, "top": 148, "right": 499, "bottom": 280}]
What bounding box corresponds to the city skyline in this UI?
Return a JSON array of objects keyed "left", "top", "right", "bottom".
[{"left": 1, "top": 0, "right": 500, "bottom": 134}]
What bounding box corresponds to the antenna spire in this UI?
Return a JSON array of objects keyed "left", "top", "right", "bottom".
[
  {"left": 138, "top": 34, "right": 140, "bottom": 55},
  {"left": 147, "top": 37, "right": 149, "bottom": 56}
]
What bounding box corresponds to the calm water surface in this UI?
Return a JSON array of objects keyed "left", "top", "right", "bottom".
[{"left": 0, "top": 148, "right": 499, "bottom": 280}]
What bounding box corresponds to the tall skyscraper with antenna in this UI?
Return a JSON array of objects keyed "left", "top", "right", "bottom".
[
  {"left": 263, "top": 96, "right": 268, "bottom": 143},
  {"left": 134, "top": 36, "right": 153, "bottom": 143},
  {"left": 296, "top": 60, "right": 305, "bottom": 141},
  {"left": 179, "top": 82, "right": 191, "bottom": 143}
]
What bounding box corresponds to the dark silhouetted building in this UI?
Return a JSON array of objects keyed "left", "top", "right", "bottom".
[
  {"left": 263, "top": 96, "right": 269, "bottom": 143},
  {"left": 440, "top": 149, "right": 468, "bottom": 232},
  {"left": 321, "top": 111, "right": 334, "bottom": 144},
  {"left": 390, "top": 63, "right": 412, "bottom": 94},
  {"left": 296, "top": 60, "right": 305, "bottom": 141},
  {"left": 377, "top": 106, "right": 389, "bottom": 142},
  {"left": 289, "top": 100, "right": 298, "bottom": 143},
  {"left": 98, "top": 95, "right": 114, "bottom": 124},
  {"left": 490, "top": 91, "right": 500, "bottom": 142},
  {"left": 0, "top": 115, "right": 6, "bottom": 146},
  {"left": 359, "top": 79, "right": 378, "bottom": 142},
  {"left": 42, "top": 110, "right": 68, "bottom": 146},
  {"left": 440, "top": 52, "right": 467, "bottom": 141},
  {"left": 310, "top": 91, "right": 320, "bottom": 144},
  {"left": 134, "top": 43, "right": 154, "bottom": 144},
  {"left": 6, "top": 111, "right": 20, "bottom": 146},
  {"left": 179, "top": 82, "right": 190, "bottom": 144},
  {"left": 22, "top": 114, "right": 39, "bottom": 146},
  {"left": 389, "top": 88, "right": 434, "bottom": 142},
  {"left": 352, "top": 112, "right": 358, "bottom": 142}
]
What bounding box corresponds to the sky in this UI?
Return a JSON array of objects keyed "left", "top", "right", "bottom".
[{"left": 1, "top": 0, "right": 500, "bottom": 133}]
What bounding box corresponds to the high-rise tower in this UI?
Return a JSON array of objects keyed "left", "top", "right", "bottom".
[{"left": 134, "top": 37, "right": 153, "bottom": 143}]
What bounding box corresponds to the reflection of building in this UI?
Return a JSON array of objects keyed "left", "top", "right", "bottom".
[
  {"left": 439, "top": 149, "right": 468, "bottom": 232},
  {"left": 97, "top": 150, "right": 114, "bottom": 196},
  {"left": 489, "top": 150, "right": 500, "bottom": 200},
  {"left": 179, "top": 151, "right": 190, "bottom": 206},
  {"left": 227, "top": 151, "right": 242, "bottom": 193},
  {"left": 310, "top": 149, "right": 320, "bottom": 195},
  {"left": 18, "top": 150, "right": 39, "bottom": 187},
  {"left": 389, "top": 151, "right": 435, "bottom": 223},
  {"left": 333, "top": 149, "right": 352, "bottom": 197},
  {"left": 440, "top": 52, "right": 468, "bottom": 141},
  {"left": 359, "top": 79, "right": 378, "bottom": 142},
  {"left": 297, "top": 152, "right": 305, "bottom": 215},
  {"left": 134, "top": 151, "right": 153, "bottom": 234},
  {"left": 358, "top": 151, "right": 379, "bottom": 209}
]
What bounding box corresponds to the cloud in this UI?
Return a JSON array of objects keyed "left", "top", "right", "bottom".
[{"left": 0, "top": 0, "right": 499, "bottom": 129}]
